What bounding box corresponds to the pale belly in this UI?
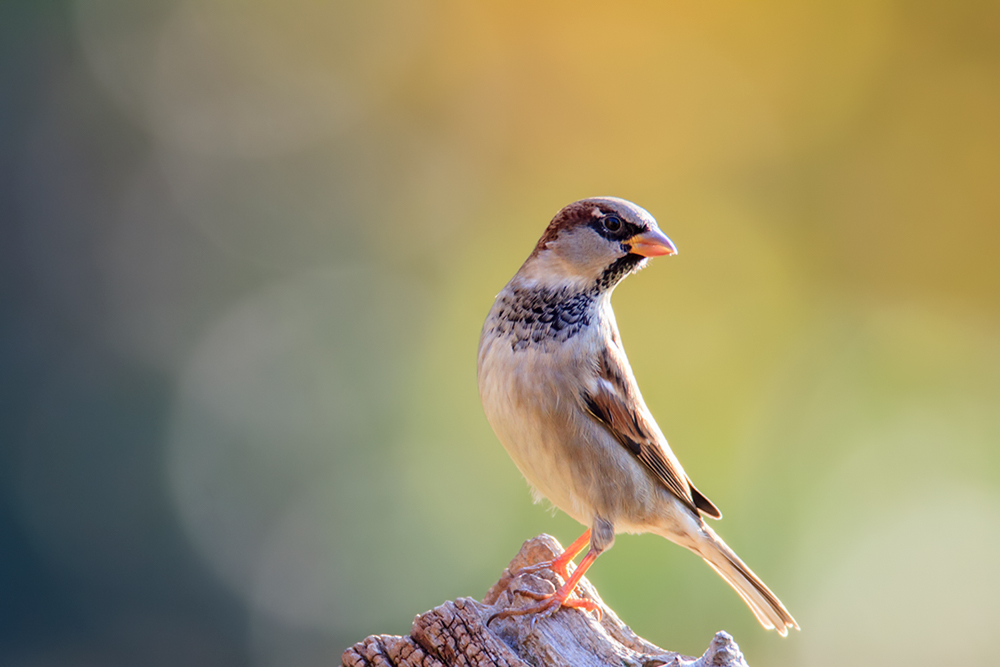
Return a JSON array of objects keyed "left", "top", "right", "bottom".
[{"left": 478, "top": 328, "right": 664, "bottom": 532}]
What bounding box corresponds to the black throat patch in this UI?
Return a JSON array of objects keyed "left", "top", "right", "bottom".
[
  {"left": 597, "top": 253, "right": 646, "bottom": 290},
  {"left": 489, "top": 254, "right": 642, "bottom": 352},
  {"left": 490, "top": 285, "right": 596, "bottom": 351}
]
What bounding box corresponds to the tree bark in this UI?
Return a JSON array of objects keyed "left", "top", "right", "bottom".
[{"left": 342, "top": 534, "right": 750, "bottom": 667}]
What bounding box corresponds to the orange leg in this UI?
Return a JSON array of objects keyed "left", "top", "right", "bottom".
[
  {"left": 514, "top": 528, "right": 591, "bottom": 580},
  {"left": 489, "top": 545, "right": 604, "bottom": 626}
]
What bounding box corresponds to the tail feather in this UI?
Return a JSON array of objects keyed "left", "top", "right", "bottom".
[{"left": 697, "top": 525, "right": 799, "bottom": 636}]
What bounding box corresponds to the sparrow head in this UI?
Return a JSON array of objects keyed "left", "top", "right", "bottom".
[{"left": 517, "top": 197, "right": 677, "bottom": 293}]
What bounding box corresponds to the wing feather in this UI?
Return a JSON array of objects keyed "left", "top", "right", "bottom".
[{"left": 583, "top": 344, "right": 721, "bottom": 520}]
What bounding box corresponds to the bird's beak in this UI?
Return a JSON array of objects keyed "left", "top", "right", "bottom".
[{"left": 626, "top": 228, "right": 677, "bottom": 257}]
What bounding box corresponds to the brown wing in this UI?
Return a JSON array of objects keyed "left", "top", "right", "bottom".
[{"left": 583, "top": 345, "right": 722, "bottom": 520}]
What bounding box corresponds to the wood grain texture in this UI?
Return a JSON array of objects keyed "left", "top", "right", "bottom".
[{"left": 342, "top": 535, "right": 750, "bottom": 667}]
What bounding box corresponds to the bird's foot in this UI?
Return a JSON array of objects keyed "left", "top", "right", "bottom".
[
  {"left": 487, "top": 584, "right": 602, "bottom": 628},
  {"left": 511, "top": 558, "right": 572, "bottom": 581},
  {"left": 560, "top": 595, "right": 603, "bottom": 621},
  {"left": 510, "top": 528, "right": 592, "bottom": 582},
  {"left": 521, "top": 589, "right": 603, "bottom": 622},
  {"left": 489, "top": 535, "right": 603, "bottom": 630}
]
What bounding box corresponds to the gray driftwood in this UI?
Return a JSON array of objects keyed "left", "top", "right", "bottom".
[{"left": 342, "top": 534, "right": 749, "bottom": 667}]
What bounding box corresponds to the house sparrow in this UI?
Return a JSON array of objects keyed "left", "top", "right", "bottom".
[{"left": 477, "top": 197, "right": 798, "bottom": 635}]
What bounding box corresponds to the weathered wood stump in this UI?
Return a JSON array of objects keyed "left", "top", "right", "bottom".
[{"left": 342, "top": 534, "right": 749, "bottom": 667}]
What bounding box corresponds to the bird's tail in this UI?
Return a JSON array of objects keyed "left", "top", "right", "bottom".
[{"left": 694, "top": 524, "right": 799, "bottom": 636}]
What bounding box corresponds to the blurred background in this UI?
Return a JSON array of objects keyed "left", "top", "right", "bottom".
[{"left": 2, "top": 1, "right": 999, "bottom": 665}]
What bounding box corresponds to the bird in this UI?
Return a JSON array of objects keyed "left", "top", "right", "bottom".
[{"left": 477, "top": 197, "right": 798, "bottom": 635}]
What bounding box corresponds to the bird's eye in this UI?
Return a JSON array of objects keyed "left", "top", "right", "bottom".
[{"left": 603, "top": 215, "right": 622, "bottom": 232}]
